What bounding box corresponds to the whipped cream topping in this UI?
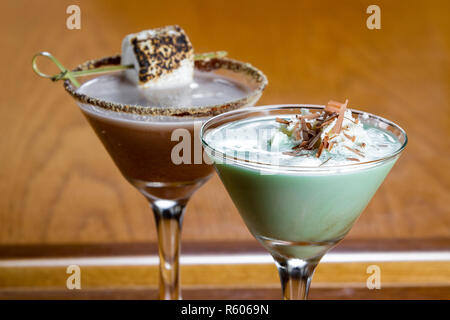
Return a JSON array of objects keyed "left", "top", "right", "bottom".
[
  {"left": 204, "top": 107, "right": 402, "bottom": 168},
  {"left": 273, "top": 109, "right": 368, "bottom": 159},
  {"left": 269, "top": 108, "right": 400, "bottom": 166}
]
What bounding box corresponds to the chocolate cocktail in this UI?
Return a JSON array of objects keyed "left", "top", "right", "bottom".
[
  {"left": 33, "top": 25, "right": 267, "bottom": 299},
  {"left": 71, "top": 58, "right": 264, "bottom": 201}
]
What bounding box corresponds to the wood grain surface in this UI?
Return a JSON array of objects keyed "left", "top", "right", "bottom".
[{"left": 0, "top": 0, "right": 449, "bottom": 298}]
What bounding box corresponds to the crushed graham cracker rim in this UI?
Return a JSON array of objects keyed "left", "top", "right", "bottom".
[{"left": 64, "top": 55, "right": 268, "bottom": 117}]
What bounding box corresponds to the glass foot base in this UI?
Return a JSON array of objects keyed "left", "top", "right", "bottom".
[{"left": 257, "top": 235, "right": 341, "bottom": 262}]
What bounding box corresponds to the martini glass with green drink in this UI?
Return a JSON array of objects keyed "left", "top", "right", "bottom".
[{"left": 201, "top": 103, "right": 407, "bottom": 299}]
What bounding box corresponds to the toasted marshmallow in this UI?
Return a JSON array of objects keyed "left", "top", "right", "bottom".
[
  {"left": 121, "top": 25, "right": 194, "bottom": 88},
  {"left": 138, "top": 84, "right": 192, "bottom": 108}
]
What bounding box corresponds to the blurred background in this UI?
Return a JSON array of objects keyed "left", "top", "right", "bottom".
[{"left": 0, "top": 0, "right": 449, "bottom": 299}]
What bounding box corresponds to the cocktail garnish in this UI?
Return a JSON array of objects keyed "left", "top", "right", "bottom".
[
  {"left": 292, "top": 141, "right": 309, "bottom": 150},
  {"left": 325, "top": 100, "right": 342, "bottom": 113},
  {"left": 300, "top": 117, "right": 308, "bottom": 140},
  {"left": 32, "top": 51, "right": 228, "bottom": 88},
  {"left": 316, "top": 114, "right": 338, "bottom": 128},
  {"left": 319, "top": 157, "right": 332, "bottom": 166},
  {"left": 343, "top": 146, "right": 365, "bottom": 157},
  {"left": 299, "top": 113, "right": 321, "bottom": 120},
  {"left": 282, "top": 151, "right": 308, "bottom": 156},
  {"left": 344, "top": 116, "right": 358, "bottom": 124},
  {"left": 328, "top": 134, "right": 338, "bottom": 140},
  {"left": 293, "top": 121, "right": 301, "bottom": 140},
  {"left": 343, "top": 132, "right": 356, "bottom": 142},
  {"left": 316, "top": 135, "right": 328, "bottom": 157},
  {"left": 122, "top": 26, "right": 195, "bottom": 88},
  {"left": 307, "top": 133, "right": 321, "bottom": 149},
  {"left": 328, "top": 141, "right": 336, "bottom": 151},
  {"left": 276, "top": 118, "right": 291, "bottom": 124},
  {"left": 331, "top": 99, "right": 348, "bottom": 134},
  {"left": 274, "top": 99, "right": 371, "bottom": 163}
]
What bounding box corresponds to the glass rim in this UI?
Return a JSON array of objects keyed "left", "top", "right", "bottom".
[
  {"left": 63, "top": 55, "right": 268, "bottom": 118},
  {"left": 200, "top": 104, "right": 408, "bottom": 172}
]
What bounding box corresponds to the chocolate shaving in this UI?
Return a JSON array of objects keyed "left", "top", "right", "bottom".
[
  {"left": 328, "top": 100, "right": 343, "bottom": 108},
  {"left": 307, "top": 133, "right": 321, "bottom": 149},
  {"left": 351, "top": 113, "right": 359, "bottom": 124},
  {"left": 316, "top": 143, "right": 325, "bottom": 158},
  {"left": 343, "top": 132, "right": 356, "bottom": 142},
  {"left": 325, "top": 106, "right": 340, "bottom": 114},
  {"left": 344, "top": 145, "right": 365, "bottom": 157},
  {"left": 283, "top": 151, "right": 308, "bottom": 156},
  {"left": 331, "top": 99, "right": 348, "bottom": 134},
  {"left": 292, "top": 141, "right": 308, "bottom": 150},
  {"left": 276, "top": 117, "right": 290, "bottom": 125},
  {"left": 316, "top": 135, "right": 329, "bottom": 158},
  {"left": 344, "top": 116, "right": 357, "bottom": 124},
  {"left": 323, "top": 135, "right": 329, "bottom": 148},
  {"left": 325, "top": 100, "right": 342, "bottom": 113},
  {"left": 294, "top": 129, "right": 301, "bottom": 141},
  {"left": 300, "top": 117, "right": 308, "bottom": 140},
  {"left": 301, "top": 113, "right": 321, "bottom": 120},
  {"left": 328, "top": 134, "right": 338, "bottom": 141},
  {"left": 275, "top": 99, "right": 367, "bottom": 161},
  {"left": 319, "top": 157, "right": 332, "bottom": 167},
  {"left": 301, "top": 140, "right": 309, "bottom": 148},
  {"left": 317, "top": 114, "right": 338, "bottom": 128},
  {"left": 328, "top": 141, "right": 336, "bottom": 151}
]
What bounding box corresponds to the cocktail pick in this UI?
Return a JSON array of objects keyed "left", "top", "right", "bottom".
[{"left": 32, "top": 51, "right": 228, "bottom": 88}]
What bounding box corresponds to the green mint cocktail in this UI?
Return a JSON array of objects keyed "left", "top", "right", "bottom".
[{"left": 201, "top": 103, "right": 407, "bottom": 299}]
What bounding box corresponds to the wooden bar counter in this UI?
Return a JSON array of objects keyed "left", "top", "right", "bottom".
[{"left": 0, "top": 0, "right": 449, "bottom": 299}]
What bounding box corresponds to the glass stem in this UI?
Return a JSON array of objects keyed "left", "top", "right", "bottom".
[
  {"left": 274, "top": 257, "right": 318, "bottom": 300},
  {"left": 151, "top": 199, "right": 187, "bottom": 300}
]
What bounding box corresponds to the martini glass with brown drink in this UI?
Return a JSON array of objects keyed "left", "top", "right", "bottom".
[{"left": 33, "top": 26, "right": 267, "bottom": 299}]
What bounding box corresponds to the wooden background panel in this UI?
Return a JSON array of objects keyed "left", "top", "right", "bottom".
[{"left": 0, "top": 0, "right": 449, "bottom": 246}]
